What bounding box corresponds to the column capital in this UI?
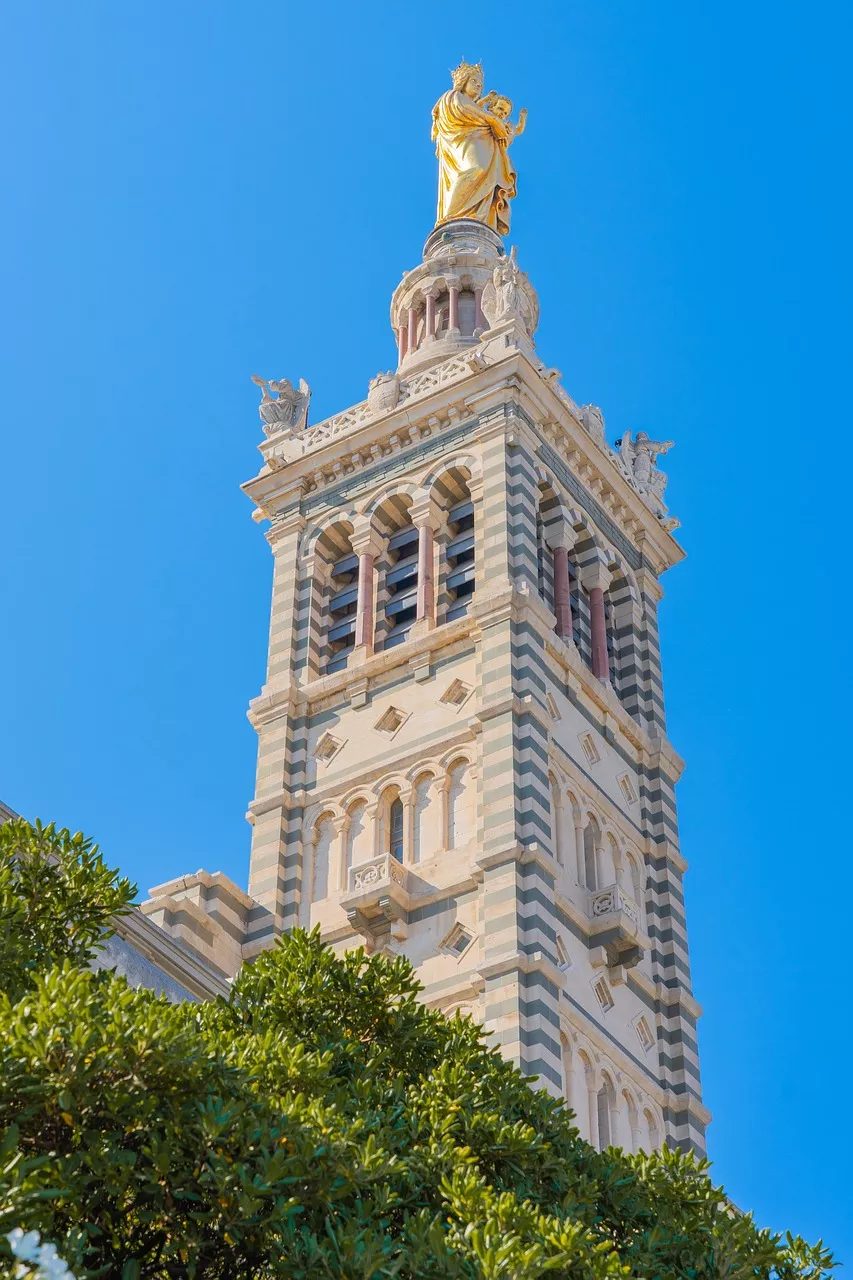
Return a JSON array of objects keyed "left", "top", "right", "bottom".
[
  {"left": 581, "top": 563, "right": 613, "bottom": 593},
  {"left": 410, "top": 488, "right": 441, "bottom": 528},
  {"left": 544, "top": 525, "right": 576, "bottom": 552},
  {"left": 351, "top": 522, "right": 383, "bottom": 558}
]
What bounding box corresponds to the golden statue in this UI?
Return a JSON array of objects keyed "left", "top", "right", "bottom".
[{"left": 432, "top": 62, "right": 527, "bottom": 236}]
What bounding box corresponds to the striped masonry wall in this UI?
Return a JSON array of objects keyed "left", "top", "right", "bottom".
[{"left": 243, "top": 389, "right": 704, "bottom": 1151}]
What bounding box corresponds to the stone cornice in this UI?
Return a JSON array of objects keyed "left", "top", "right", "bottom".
[
  {"left": 240, "top": 346, "right": 684, "bottom": 573},
  {"left": 112, "top": 908, "right": 231, "bottom": 1001}
]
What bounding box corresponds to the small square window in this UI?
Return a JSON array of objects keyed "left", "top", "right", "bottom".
[
  {"left": 315, "top": 732, "right": 344, "bottom": 763},
  {"left": 592, "top": 975, "right": 614, "bottom": 1012},
  {"left": 634, "top": 1015, "right": 655, "bottom": 1053},
  {"left": 440, "top": 679, "right": 473, "bottom": 709},
  {"left": 579, "top": 733, "right": 600, "bottom": 765},
  {"left": 440, "top": 923, "right": 475, "bottom": 958},
  {"left": 618, "top": 773, "right": 638, "bottom": 805},
  {"left": 374, "top": 706, "right": 408, "bottom": 737}
]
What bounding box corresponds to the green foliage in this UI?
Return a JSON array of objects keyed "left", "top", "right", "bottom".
[
  {"left": 0, "top": 819, "right": 135, "bottom": 1004},
  {"left": 0, "top": 821, "right": 836, "bottom": 1279}
]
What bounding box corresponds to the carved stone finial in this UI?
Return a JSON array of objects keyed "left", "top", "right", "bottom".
[
  {"left": 367, "top": 371, "right": 400, "bottom": 415},
  {"left": 251, "top": 374, "right": 311, "bottom": 438},
  {"left": 580, "top": 404, "right": 606, "bottom": 447}
]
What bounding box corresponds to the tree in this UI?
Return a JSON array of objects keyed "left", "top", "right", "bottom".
[{"left": 0, "top": 819, "right": 835, "bottom": 1279}]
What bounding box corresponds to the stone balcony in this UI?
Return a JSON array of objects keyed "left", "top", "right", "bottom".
[
  {"left": 588, "top": 884, "right": 649, "bottom": 969},
  {"left": 340, "top": 853, "right": 412, "bottom": 943}
]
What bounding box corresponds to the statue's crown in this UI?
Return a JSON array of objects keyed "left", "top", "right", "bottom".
[{"left": 451, "top": 60, "right": 483, "bottom": 89}]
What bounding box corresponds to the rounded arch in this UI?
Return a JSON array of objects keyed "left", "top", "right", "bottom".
[
  {"left": 362, "top": 481, "right": 421, "bottom": 519},
  {"left": 620, "top": 845, "right": 645, "bottom": 904},
  {"left": 621, "top": 1086, "right": 641, "bottom": 1153},
  {"left": 412, "top": 768, "right": 441, "bottom": 865},
  {"left": 405, "top": 758, "right": 441, "bottom": 784},
  {"left": 303, "top": 512, "right": 357, "bottom": 561},
  {"left": 438, "top": 746, "right": 476, "bottom": 771},
  {"left": 343, "top": 795, "right": 373, "bottom": 876},
  {"left": 419, "top": 452, "right": 481, "bottom": 493},
  {"left": 339, "top": 783, "right": 374, "bottom": 811},
  {"left": 376, "top": 782, "right": 405, "bottom": 862},
  {"left": 581, "top": 812, "right": 601, "bottom": 891},
  {"left": 307, "top": 516, "right": 360, "bottom": 677},
  {"left": 642, "top": 1105, "right": 662, "bottom": 1152},
  {"left": 301, "top": 799, "right": 344, "bottom": 836},
  {"left": 304, "top": 808, "right": 337, "bottom": 915},
  {"left": 446, "top": 756, "right": 476, "bottom": 851}
]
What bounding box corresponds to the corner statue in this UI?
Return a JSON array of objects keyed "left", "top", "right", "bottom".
[{"left": 432, "top": 62, "right": 527, "bottom": 235}]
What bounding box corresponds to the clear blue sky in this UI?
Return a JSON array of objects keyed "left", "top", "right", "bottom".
[{"left": 2, "top": 0, "right": 850, "bottom": 1262}]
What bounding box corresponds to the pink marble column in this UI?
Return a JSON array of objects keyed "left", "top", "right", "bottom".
[
  {"left": 474, "top": 287, "right": 485, "bottom": 331},
  {"left": 553, "top": 545, "right": 573, "bottom": 639},
  {"left": 397, "top": 323, "right": 408, "bottom": 364},
  {"left": 407, "top": 307, "right": 418, "bottom": 354},
  {"left": 354, "top": 552, "right": 376, "bottom": 650},
  {"left": 424, "top": 292, "right": 436, "bottom": 339},
  {"left": 589, "top": 586, "right": 609, "bottom": 680},
  {"left": 416, "top": 522, "right": 435, "bottom": 623},
  {"left": 448, "top": 285, "right": 460, "bottom": 333}
]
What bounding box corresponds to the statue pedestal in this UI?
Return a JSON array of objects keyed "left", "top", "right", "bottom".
[{"left": 423, "top": 218, "right": 504, "bottom": 263}]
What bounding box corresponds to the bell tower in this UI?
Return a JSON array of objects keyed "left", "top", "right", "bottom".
[
  {"left": 236, "top": 205, "right": 707, "bottom": 1156},
  {"left": 142, "top": 69, "right": 708, "bottom": 1158}
]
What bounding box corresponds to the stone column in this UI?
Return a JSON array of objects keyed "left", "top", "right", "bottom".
[
  {"left": 436, "top": 776, "right": 451, "bottom": 850},
  {"left": 574, "top": 817, "right": 585, "bottom": 886},
  {"left": 407, "top": 307, "right": 418, "bottom": 355},
  {"left": 424, "top": 290, "right": 437, "bottom": 340},
  {"left": 553, "top": 545, "right": 573, "bottom": 639},
  {"left": 448, "top": 279, "right": 460, "bottom": 335},
  {"left": 409, "top": 490, "right": 439, "bottom": 639},
  {"left": 397, "top": 322, "right": 408, "bottom": 364},
  {"left": 582, "top": 564, "right": 612, "bottom": 682},
  {"left": 351, "top": 523, "right": 382, "bottom": 658},
  {"left": 588, "top": 1084, "right": 600, "bottom": 1148}
]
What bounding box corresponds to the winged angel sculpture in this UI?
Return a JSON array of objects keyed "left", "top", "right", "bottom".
[{"left": 251, "top": 375, "right": 311, "bottom": 437}]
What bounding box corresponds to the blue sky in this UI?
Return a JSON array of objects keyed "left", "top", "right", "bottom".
[{"left": 1, "top": 0, "right": 850, "bottom": 1261}]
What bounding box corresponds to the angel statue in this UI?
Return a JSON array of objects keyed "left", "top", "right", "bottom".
[
  {"left": 618, "top": 431, "right": 674, "bottom": 510},
  {"left": 251, "top": 374, "right": 311, "bottom": 437},
  {"left": 432, "top": 62, "right": 527, "bottom": 235},
  {"left": 481, "top": 245, "right": 535, "bottom": 334}
]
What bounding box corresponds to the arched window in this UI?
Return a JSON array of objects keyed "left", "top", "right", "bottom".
[
  {"left": 597, "top": 1077, "right": 616, "bottom": 1149},
  {"left": 310, "top": 812, "right": 334, "bottom": 903},
  {"left": 413, "top": 773, "right": 439, "bottom": 864},
  {"left": 549, "top": 774, "right": 562, "bottom": 864},
  {"left": 536, "top": 482, "right": 560, "bottom": 612},
  {"left": 458, "top": 289, "right": 477, "bottom": 335},
  {"left": 561, "top": 1035, "right": 573, "bottom": 1110},
  {"left": 315, "top": 524, "right": 358, "bottom": 676},
  {"left": 599, "top": 835, "right": 618, "bottom": 889},
  {"left": 389, "top": 796, "right": 404, "bottom": 862},
  {"left": 378, "top": 787, "right": 404, "bottom": 862},
  {"left": 382, "top": 522, "right": 419, "bottom": 649},
  {"left": 448, "top": 760, "right": 474, "bottom": 849},
  {"left": 571, "top": 530, "right": 596, "bottom": 670},
  {"left": 575, "top": 1052, "right": 593, "bottom": 1142},
  {"left": 643, "top": 1107, "right": 661, "bottom": 1152},
  {"left": 445, "top": 491, "right": 475, "bottom": 620},
  {"left": 583, "top": 819, "right": 599, "bottom": 890},
  {"left": 345, "top": 800, "right": 371, "bottom": 873}
]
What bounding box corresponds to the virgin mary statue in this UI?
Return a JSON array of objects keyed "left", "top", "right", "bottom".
[{"left": 431, "top": 62, "right": 519, "bottom": 236}]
